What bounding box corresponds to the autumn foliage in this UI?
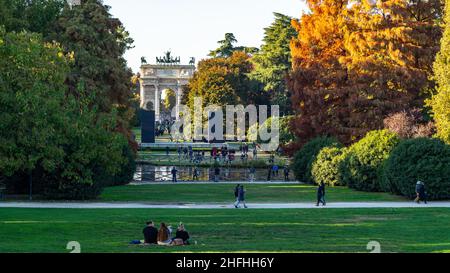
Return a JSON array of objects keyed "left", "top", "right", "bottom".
[{"left": 288, "top": 0, "right": 442, "bottom": 146}]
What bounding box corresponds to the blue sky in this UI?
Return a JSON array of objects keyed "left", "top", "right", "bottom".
[{"left": 103, "top": 0, "right": 308, "bottom": 72}]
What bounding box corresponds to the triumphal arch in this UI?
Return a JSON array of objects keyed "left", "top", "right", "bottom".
[{"left": 139, "top": 51, "right": 195, "bottom": 122}]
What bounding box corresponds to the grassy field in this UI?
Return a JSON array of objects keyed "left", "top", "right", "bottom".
[
  {"left": 100, "top": 184, "right": 405, "bottom": 203},
  {"left": 1, "top": 208, "right": 449, "bottom": 253}
]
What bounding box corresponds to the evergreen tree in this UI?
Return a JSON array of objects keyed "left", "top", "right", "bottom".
[
  {"left": 209, "top": 33, "right": 259, "bottom": 58},
  {"left": 250, "top": 12, "right": 297, "bottom": 116}
]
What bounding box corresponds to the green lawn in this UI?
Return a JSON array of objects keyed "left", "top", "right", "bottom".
[
  {"left": 100, "top": 184, "right": 405, "bottom": 203},
  {"left": 1, "top": 208, "right": 449, "bottom": 253}
]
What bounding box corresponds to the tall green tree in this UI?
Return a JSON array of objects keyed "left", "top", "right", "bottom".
[
  {"left": 0, "top": 29, "right": 128, "bottom": 199},
  {"left": 0, "top": 29, "right": 68, "bottom": 180},
  {"left": 429, "top": 0, "right": 450, "bottom": 144},
  {"left": 52, "top": 0, "right": 135, "bottom": 142},
  {"left": 0, "top": 0, "right": 65, "bottom": 35},
  {"left": 250, "top": 12, "right": 297, "bottom": 116},
  {"left": 209, "top": 33, "right": 259, "bottom": 58}
]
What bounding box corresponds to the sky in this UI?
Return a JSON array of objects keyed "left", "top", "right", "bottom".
[{"left": 102, "top": 0, "right": 308, "bottom": 73}]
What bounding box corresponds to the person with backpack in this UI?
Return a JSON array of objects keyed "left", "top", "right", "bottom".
[{"left": 415, "top": 181, "right": 428, "bottom": 204}]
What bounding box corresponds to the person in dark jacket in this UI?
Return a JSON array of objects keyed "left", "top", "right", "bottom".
[
  {"left": 214, "top": 166, "right": 220, "bottom": 182},
  {"left": 234, "top": 185, "right": 248, "bottom": 208},
  {"left": 284, "top": 166, "right": 290, "bottom": 181},
  {"left": 171, "top": 167, "right": 178, "bottom": 182},
  {"left": 143, "top": 221, "right": 158, "bottom": 244},
  {"left": 234, "top": 184, "right": 240, "bottom": 203},
  {"left": 316, "top": 182, "right": 326, "bottom": 206},
  {"left": 173, "top": 223, "right": 190, "bottom": 245},
  {"left": 415, "top": 181, "right": 428, "bottom": 204}
]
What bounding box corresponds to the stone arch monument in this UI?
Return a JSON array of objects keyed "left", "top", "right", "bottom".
[{"left": 139, "top": 52, "right": 195, "bottom": 122}]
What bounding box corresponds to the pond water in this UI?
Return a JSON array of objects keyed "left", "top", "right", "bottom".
[{"left": 133, "top": 164, "right": 294, "bottom": 183}]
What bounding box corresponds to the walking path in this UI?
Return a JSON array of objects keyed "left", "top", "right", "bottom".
[{"left": 1, "top": 201, "right": 450, "bottom": 209}]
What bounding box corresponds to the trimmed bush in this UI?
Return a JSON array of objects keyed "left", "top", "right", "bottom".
[
  {"left": 342, "top": 130, "right": 400, "bottom": 192},
  {"left": 311, "top": 147, "right": 347, "bottom": 186},
  {"left": 381, "top": 138, "right": 450, "bottom": 200},
  {"left": 292, "top": 136, "right": 341, "bottom": 183}
]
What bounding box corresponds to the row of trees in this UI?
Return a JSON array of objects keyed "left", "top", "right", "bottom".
[
  {"left": 288, "top": 0, "right": 443, "bottom": 148},
  {"left": 184, "top": 13, "right": 298, "bottom": 121},
  {"left": 0, "top": 0, "right": 136, "bottom": 199}
]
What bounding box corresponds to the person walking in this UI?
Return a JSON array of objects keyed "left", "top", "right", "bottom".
[
  {"left": 193, "top": 167, "right": 200, "bottom": 181},
  {"left": 316, "top": 182, "right": 326, "bottom": 206},
  {"left": 415, "top": 181, "right": 428, "bottom": 204},
  {"left": 267, "top": 165, "right": 272, "bottom": 181},
  {"left": 249, "top": 167, "right": 256, "bottom": 182},
  {"left": 284, "top": 166, "right": 290, "bottom": 181},
  {"left": 214, "top": 166, "right": 220, "bottom": 182},
  {"left": 234, "top": 185, "right": 248, "bottom": 209},
  {"left": 171, "top": 167, "right": 178, "bottom": 183},
  {"left": 234, "top": 184, "right": 240, "bottom": 204}
]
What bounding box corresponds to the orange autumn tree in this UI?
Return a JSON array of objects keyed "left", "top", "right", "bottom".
[{"left": 288, "top": 0, "right": 442, "bottom": 146}]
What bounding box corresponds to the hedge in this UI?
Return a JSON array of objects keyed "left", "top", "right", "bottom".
[
  {"left": 341, "top": 130, "right": 400, "bottom": 192},
  {"left": 381, "top": 138, "right": 450, "bottom": 200},
  {"left": 292, "top": 136, "right": 341, "bottom": 183},
  {"left": 311, "top": 147, "right": 347, "bottom": 186}
]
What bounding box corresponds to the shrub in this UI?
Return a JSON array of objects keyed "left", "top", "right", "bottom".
[
  {"left": 381, "top": 138, "right": 450, "bottom": 200},
  {"left": 341, "top": 130, "right": 400, "bottom": 192},
  {"left": 383, "top": 108, "right": 435, "bottom": 139},
  {"left": 292, "top": 136, "right": 341, "bottom": 183},
  {"left": 311, "top": 147, "right": 347, "bottom": 186}
]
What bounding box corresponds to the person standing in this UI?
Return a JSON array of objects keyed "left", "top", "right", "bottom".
[
  {"left": 166, "top": 146, "right": 170, "bottom": 156},
  {"left": 272, "top": 164, "right": 279, "bottom": 177},
  {"left": 214, "top": 166, "right": 220, "bottom": 182},
  {"left": 316, "top": 182, "right": 326, "bottom": 206},
  {"left": 193, "top": 167, "right": 200, "bottom": 181},
  {"left": 253, "top": 147, "right": 258, "bottom": 160},
  {"left": 234, "top": 185, "right": 248, "bottom": 209},
  {"left": 249, "top": 167, "right": 256, "bottom": 182},
  {"left": 284, "top": 166, "right": 290, "bottom": 181},
  {"left": 171, "top": 167, "right": 178, "bottom": 183},
  {"left": 415, "top": 181, "right": 428, "bottom": 204}
]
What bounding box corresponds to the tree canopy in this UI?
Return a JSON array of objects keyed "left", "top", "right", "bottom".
[
  {"left": 288, "top": 0, "right": 442, "bottom": 146},
  {"left": 429, "top": 0, "right": 450, "bottom": 144},
  {"left": 250, "top": 12, "right": 297, "bottom": 116}
]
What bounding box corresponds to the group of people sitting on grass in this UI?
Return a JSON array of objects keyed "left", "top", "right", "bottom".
[{"left": 140, "top": 221, "right": 190, "bottom": 246}]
